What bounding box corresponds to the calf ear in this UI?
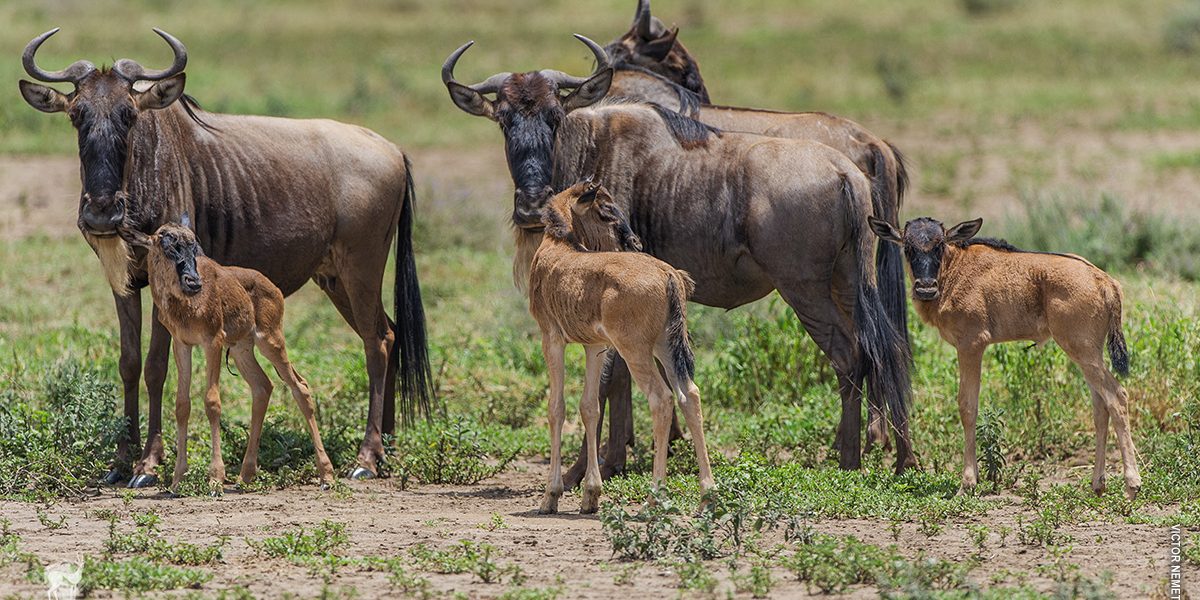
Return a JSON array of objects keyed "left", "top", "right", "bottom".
[
  {"left": 946, "top": 218, "right": 983, "bottom": 243},
  {"left": 19, "top": 81, "right": 69, "bottom": 113},
  {"left": 135, "top": 73, "right": 186, "bottom": 111},
  {"left": 868, "top": 216, "right": 902, "bottom": 244},
  {"left": 564, "top": 68, "right": 613, "bottom": 111},
  {"left": 446, "top": 82, "right": 496, "bottom": 120}
]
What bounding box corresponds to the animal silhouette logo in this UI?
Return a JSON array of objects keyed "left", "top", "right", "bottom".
[{"left": 45, "top": 562, "right": 81, "bottom": 600}]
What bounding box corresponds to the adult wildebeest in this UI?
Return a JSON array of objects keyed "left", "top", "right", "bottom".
[
  {"left": 567, "top": 0, "right": 915, "bottom": 484},
  {"left": 869, "top": 216, "right": 1142, "bottom": 499},
  {"left": 442, "top": 36, "right": 914, "bottom": 473},
  {"left": 18, "top": 29, "right": 432, "bottom": 486}
]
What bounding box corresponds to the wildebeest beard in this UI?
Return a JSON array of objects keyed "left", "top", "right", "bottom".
[{"left": 502, "top": 103, "right": 564, "bottom": 228}]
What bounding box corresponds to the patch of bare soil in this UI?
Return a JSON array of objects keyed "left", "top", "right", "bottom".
[{"left": 0, "top": 462, "right": 1188, "bottom": 599}]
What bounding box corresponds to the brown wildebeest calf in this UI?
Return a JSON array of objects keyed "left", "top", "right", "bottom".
[
  {"left": 868, "top": 216, "right": 1142, "bottom": 500},
  {"left": 528, "top": 182, "right": 714, "bottom": 514},
  {"left": 123, "top": 221, "right": 335, "bottom": 492}
]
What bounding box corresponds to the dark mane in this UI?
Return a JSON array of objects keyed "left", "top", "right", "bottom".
[
  {"left": 614, "top": 64, "right": 703, "bottom": 118},
  {"left": 649, "top": 104, "right": 720, "bottom": 149},
  {"left": 955, "top": 237, "right": 1021, "bottom": 252},
  {"left": 180, "top": 94, "right": 218, "bottom": 133}
]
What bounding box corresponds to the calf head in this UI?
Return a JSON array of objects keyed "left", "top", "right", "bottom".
[
  {"left": 869, "top": 216, "right": 983, "bottom": 301},
  {"left": 442, "top": 36, "right": 613, "bottom": 229},
  {"left": 569, "top": 181, "right": 642, "bottom": 252},
  {"left": 121, "top": 216, "right": 204, "bottom": 295}
]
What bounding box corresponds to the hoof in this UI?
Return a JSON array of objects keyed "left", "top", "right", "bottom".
[
  {"left": 100, "top": 470, "right": 128, "bottom": 486},
  {"left": 1124, "top": 485, "right": 1140, "bottom": 501},
  {"left": 128, "top": 473, "right": 159, "bottom": 489},
  {"left": 319, "top": 481, "right": 332, "bottom": 491},
  {"left": 349, "top": 467, "right": 376, "bottom": 480}
]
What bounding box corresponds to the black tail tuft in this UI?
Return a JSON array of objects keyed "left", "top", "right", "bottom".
[
  {"left": 394, "top": 156, "right": 435, "bottom": 424},
  {"left": 842, "top": 174, "right": 913, "bottom": 471},
  {"left": 665, "top": 273, "right": 694, "bottom": 382},
  {"left": 869, "top": 144, "right": 911, "bottom": 356},
  {"left": 1108, "top": 310, "right": 1130, "bottom": 378}
]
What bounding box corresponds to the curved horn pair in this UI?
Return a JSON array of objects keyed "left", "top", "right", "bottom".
[
  {"left": 442, "top": 34, "right": 609, "bottom": 94},
  {"left": 23, "top": 28, "right": 186, "bottom": 84}
]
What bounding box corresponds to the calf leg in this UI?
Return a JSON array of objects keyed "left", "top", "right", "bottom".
[
  {"left": 656, "top": 351, "right": 714, "bottom": 499},
  {"left": 257, "top": 331, "right": 336, "bottom": 486},
  {"left": 1090, "top": 390, "right": 1109, "bottom": 495},
  {"left": 620, "top": 348, "right": 676, "bottom": 496},
  {"left": 1079, "top": 361, "right": 1141, "bottom": 499},
  {"left": 539, "top": 335, "right": 567, "bottom": 514},
  {"left": 579, "top": 345, "right": 607, "bottom": 513},
  {"left": 170, "top": 340, "right": 192, "bottom": 493},
  {"left": 229, "top": 343, "right": 272, "bottom": 485},
  {"left": 565, "top": 353, "right": 632, "bottom": 488},
  {"left": 956, "top": 347, "right": 985, "bottom": 493},
  {"left": 202, "top": 345, "right": 226, "bottom": 491}
]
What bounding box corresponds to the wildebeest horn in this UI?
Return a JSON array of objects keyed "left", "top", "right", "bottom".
[
  {"left": 113, "top": 28, "right": 188, "bottom": 82},
  {"left": 635, "top": 0, "right": 655, "bottom": 40},
  {"left": 22, "top": 28, "right": 96, "bottom": 84},
  {"left": 441, "top": 41, "right": 512, "bottom": 95},
  {"left": 538, "top": 34, "right": 611, "bottom": 90}
]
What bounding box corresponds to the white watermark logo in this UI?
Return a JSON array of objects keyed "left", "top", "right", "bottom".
[
  {"left": 45, "top": 562, "right": 81, "bottom": 600},
  {"left": 1168, "top": 526, "right": 1183, "bottom": 598}
]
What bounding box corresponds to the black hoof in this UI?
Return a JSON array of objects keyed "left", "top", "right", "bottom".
[
  {"left": 128, "top": 474, "right": 159, "bottom": 489},
  {"left": 319, "top": 481, "right": 332, "bottom": 491},
  {"left": 100, "top": 470, "right": 128, "bottom": 486},
  {"left": 349, "top": 467, "right": 376, "bottom": 480}
]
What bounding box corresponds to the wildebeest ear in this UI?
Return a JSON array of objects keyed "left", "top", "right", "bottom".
[
  {"left": 564, "top": 68, "right": 613, "bottom": 111},
  {"left": 446, "top": 81, "right": 496, "bottom": 120},
  {"left": 945, "top": 218, "right": 983, "bottom": 243},
  {"left": 119, "top": 229, "right": 152, "bottom": 249},
  {"left": 867, "top": 216, "right": 902, "bottom": 245},
  {"left": 18, "top": 80, "right": 69, "bottom": 113},
  {"left": 639, "top": 27, "right": 679, "bottom": 62},
  {"left": 135, "top": 73, "right": 186, "bottom": 111}
]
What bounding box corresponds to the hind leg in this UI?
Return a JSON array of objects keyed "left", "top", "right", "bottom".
[
  {"left": 655, "top": 345, "right": 714, "bottom": 498},
  {"left": 1090, "top": 390, "right": 1109, "bottom": 495},
  {"left": 229, "top": 342, "right": 272, "bottom": 485},
  {"left": 257, "top": 330, "right": 336, "bottom": 485},
  {"left": 1079, "top": 360, "right": 1140, "bottom": 499},
  {"left": 619, "top": 347, "right": 678, "bottom": 496},
  {"left": 316, "top": 269, "right": 394, "bottom": 479},
  {"left": 170, "top": 340, "right": 193, "bottom": 493}
]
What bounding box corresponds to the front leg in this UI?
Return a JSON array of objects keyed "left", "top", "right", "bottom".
[
  {"left": 539, "top": 335, "right": 567, "bottom": 514},
  {"left": 202, "top": 344, "right": 226, "bottom": 493},
  {"left": 131, "top": 306, "right": 171, "bottom": 488},
  {"left": 956, "top": 346, "right": 985, "bottom": 493},
  {"left": 104, "top": 291, "right": 143, "bottom": 485},
  {"left": 579, "top": 345, "right": 608, "bottom": 514},
  {"left": 171, "top": 340, "right": 192, "bottom": 493}
]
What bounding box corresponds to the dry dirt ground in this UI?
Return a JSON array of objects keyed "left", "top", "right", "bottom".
[{"left": 0, "top": 463, "right": 1185, "bottom": 599}]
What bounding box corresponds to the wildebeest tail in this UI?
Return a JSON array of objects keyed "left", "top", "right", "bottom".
[
  {"left": 1107, "top": 282, "right": 1130, "bottom": 377},
  {"left": 869, "top": 143, "right": 911, "bottom": 356},
  {"left": 394, "top": 155, "right": 434, "bottom": 424},
  {"left": 665, "top": 270, "right": 695, "bottom": 382},
  {"left": 842, "top": 173, "right": 913, "bottom": 469}
]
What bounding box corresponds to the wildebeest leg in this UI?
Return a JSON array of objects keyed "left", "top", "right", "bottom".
[
  {"left": 1075, "top": 357, "right": 1141, "bottom": 500},
  {"left": 564, "top": 353, "right": 633, "bottom": 489},
  {"left": 229, "top": 342, "right": 271, "bottom": 486},
  {"left": 955, "top": 346, "right": 984, "bottom": 493},
  {"left": 864, "top": 398, "right": 891, "bottom": 455},
  {"left": 539, "top": 334, "right": 567, "bottom": 514},
  {"left": 131, "top": 308, "right": 171, "bottom": 488},
  {"left": 383, "top": 315, "right": 399, "bottom": 436},
  {"left": 620, "top": 346, "right": 676, "bottom": 499},
  {"left": 656, "top": 346, "right": 715, "bottom": 502},
  {"left": 104, "top": 292, "right": 143, "bottom": 485},
  {"left": 202, "top": 344, "right": 226, "bottom": 492},
  {"left": 257, "top": 330, "right": 337, "bottom": 486},
  {"left": 1089, "top": 390, "right": 1109, "bottom": 495},
  {"left": 170, "top": 339, "right": 192, "bottom": 494},
  {"left": 315, "top": 273, "right": 393, "bottom": 479},
  {"left": 579, "top": 345, "right": 608, "bottom": 513}
]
